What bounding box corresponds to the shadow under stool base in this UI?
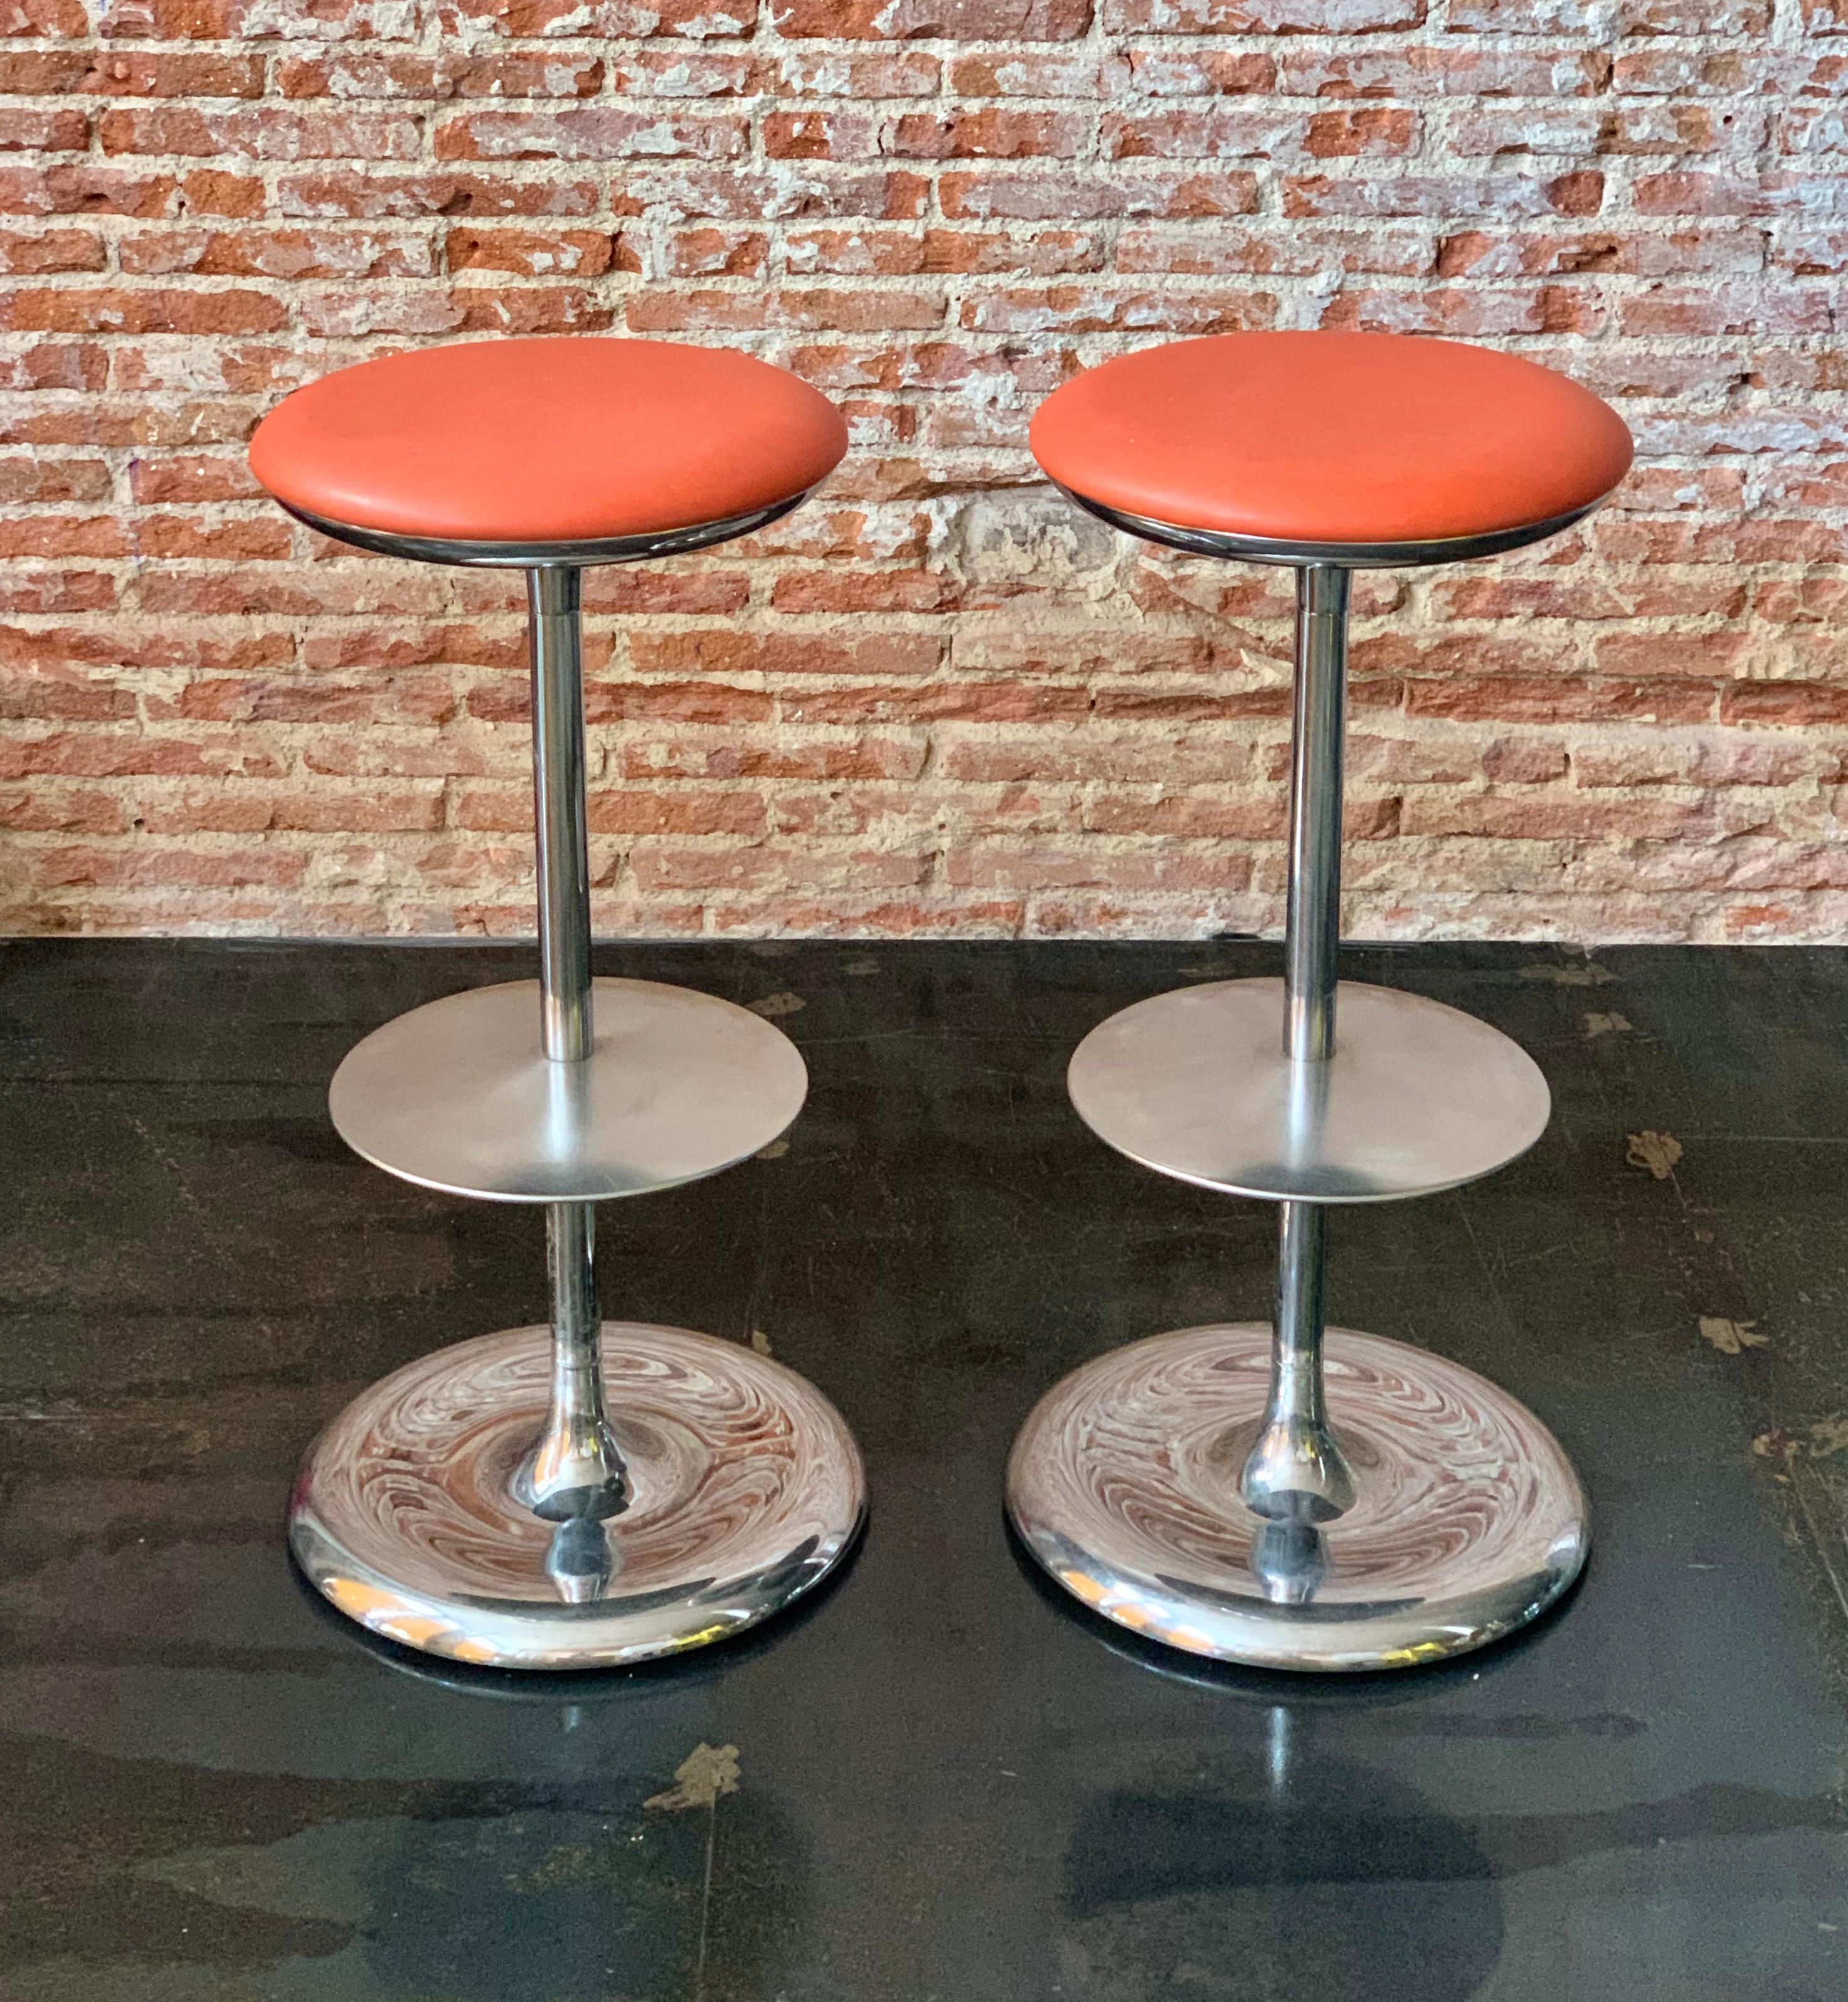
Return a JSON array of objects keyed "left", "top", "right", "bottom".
[
  {"left": 1009, "top": 333, "right": 1633, "bottom": 1670},
  {"left": 252, "top": 338, "right": 866, "bottom": 1669}
]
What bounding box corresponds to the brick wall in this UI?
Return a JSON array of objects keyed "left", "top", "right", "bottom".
[{"left": 0, "top": 0, "right": 1841, "bottom": 940}]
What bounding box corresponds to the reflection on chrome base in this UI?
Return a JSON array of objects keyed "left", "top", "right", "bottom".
[
  {"left": 1007, "top": 1321, "right": 1588, "bottom": 1673},
  {"left": 290, "top": 1321, "right": 866, "bottom": 1671}
]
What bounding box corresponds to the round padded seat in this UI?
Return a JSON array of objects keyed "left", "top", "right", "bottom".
[
  {"left": 1030, "top": 332, "right": 1632, "bottom": 557},
  {"left": 249, "top": 337, "right": 848, "bottom": 551}
]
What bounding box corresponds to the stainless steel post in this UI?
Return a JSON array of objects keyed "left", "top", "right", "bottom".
[
  {"left": 529, "top": 564, "right": 593, "bottom": 1065},
  {"left": 518, "top": 1200, "right": 625, "bottom": 1523},
  {"left": 519, "top": 565, "right": 625, "bottom": 1527},
  {"left": 1283, "top": 563, "right": 1349, "bottom": 1064},
  {"left": 1242, "top": 564, "right": 1356, "bottom": 1524},
  {"left": 1241, "top": 1202, "right": 1354, "bottom": 1522}
]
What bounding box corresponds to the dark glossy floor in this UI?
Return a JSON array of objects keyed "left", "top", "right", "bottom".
[{"left": 3, "top": 938, "right": 1848, "bottom": 2000}]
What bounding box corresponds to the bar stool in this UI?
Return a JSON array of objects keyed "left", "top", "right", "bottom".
[
  {"left": 1007, "top": 332, "right": 1633, "bottom": 1671},
  {"left": 249, "top": 336, "right": 866, "bottom": 1670}
]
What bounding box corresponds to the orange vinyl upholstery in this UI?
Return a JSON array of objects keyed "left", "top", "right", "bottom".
[
  {"left": 249, "top": 337, "right": 849, "bottom": 546},
  {"left": 1029, "top": 332, "right": 1633, "bottom": 548}
]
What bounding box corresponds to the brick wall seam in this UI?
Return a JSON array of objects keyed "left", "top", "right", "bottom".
[{"left": 0, "top": 0, "right": 1840, "bottom": 940}]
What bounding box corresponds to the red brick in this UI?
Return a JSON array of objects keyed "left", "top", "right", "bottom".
[
  {"left": 0, "top": 0, "right": 86, "bottom": 31},
  {"left": 940, "top": 169, "right": 1261, "bottom": 220},
  {"left": 630, "top": 632, "right": 945, "bottom": 679},
  {"left": 445, "top": 226, "right": 616, "bottom": 278},
  {"left": 0, "top": 166, "right": 177, "bottom": 218},
  {"left": 1103, "top": 49, "right": 1276, "bottom": 93},
  {"left": 959, "top": 285, "right": 1277, "bottom": 333},
  {"left": 0, "top": 286, "right": 289, "bottom": 333},
  {"left": 278, "top": 53, "right": 604, "bottom": 99},
  {"left": 279, "top": 170, "right": 600, "bottom": 221},
  {"left": 100, "top": 107, "right": 422, "bottom": 161},
  {"left": 0, "top": 110, "right": 88, "bottom": 153},
  {"left": 767, "top": 53, "right": 935, "bottom": 98},
  {"left": 1721, "top": 683, "right": 1848, "bottom": 728},
  {"left": 120, "top": 225, "right": 435, "bottom": 278},
  {"left": 1320, "top": 285, "right": 1600, "bottom": 336},
  {"left": 1105, "top": 0, "right": 1419, "bottom": 24},
  {"left": 1408, "top": 677, "right": 1718, "bottom": 725},
  {"left": 627, "top": 286, "right": 947, "bottom": 332},
  {"left": 0, "top": 455, "right": 111, "bottom": 504},
  {"left": 75, "top": 52, "right": 267, "bottom": 96},
  {"left": 433, "top": 109, "right": 748, "bottom": 161},
  {"left": 952, "top": 52, "right": 1103, "bottom": 93},
  {"left": 771, "top": 0, "right": 1091, "bottom": 34},
  {"left": 1284, "top": 172, "right": 1600, "bottom": 218},
  {"left": 1278, "top": 46, "right": 1605, "bottom": 94},
  {"left": 894, "top": 108, "right": 1085, "bottom": 157},
  {"left": 762, "top": 110, "right": 876, "bottom": 160},
  {"left": 0, "top": 227, "right": 105, "bottom": 272}
]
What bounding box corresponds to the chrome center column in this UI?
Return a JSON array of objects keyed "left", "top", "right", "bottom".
[{"left": 515, "top": 566, "right": 628, "bottom": 1532}]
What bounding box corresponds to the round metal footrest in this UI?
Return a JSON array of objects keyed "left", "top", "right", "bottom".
[
  {"left": 1007, "top": 1322, "right": 1588, "bottom": 1673},
  {"left": 290, "top": 1321, "right": 866, "bottom": 1671},
  {"left": 1067, "top": 977, "right": 1549, "bottom": 1203},
  {"left": 329, "top": 978, "right": 808, "bottom": 1204}
]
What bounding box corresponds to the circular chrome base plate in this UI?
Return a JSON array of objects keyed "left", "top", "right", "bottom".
[
  {"left": 1067, "top": 978, "right": 1550, "bottom": 1203},
  {"left": 289, "top": 1322, "right": 866, "bottom": 1671},
  {"left": 329, "top": 978, "right": 808, "bottom": 1203},
  {"left": 1007, "top": 1323, "right": 1588, "bottom": 1673}
]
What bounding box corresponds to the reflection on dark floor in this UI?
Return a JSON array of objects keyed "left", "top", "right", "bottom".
[{"left": 2, "top": 938, "right": 1847, "bottom": 2000}]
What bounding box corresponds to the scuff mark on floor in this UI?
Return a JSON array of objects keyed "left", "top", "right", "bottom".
[
  {"left": 1759, "top": 1417, "right": 1848, "bottom": 1459},
  {"left": 645, "top": 1745, "right": 741, "bottom": 2002},
  {"left": 749, "top": 1328, "right": 773, "bottom": 1356},
  {"left": 844, "top": 958, "right": 880, "bottom": 976},
  {"left": 755, "top": 1137, "right": 790, "bottom": 1160},
  {"left": 1627, "top": 1130, "right": 1684, "bottom": 1179},
  {"left": 1585, "top": 1011, "right": 1635, "bottom": 1039},
  {"left": 747, "top": 992, "right": 805, "bottom": 1019},
  {"left": 1699, "top": 1315, "right": 1767, "bottom": 1355},
  {"left": 645, "top": 1744, "right": 741, "bottom": 1814}
]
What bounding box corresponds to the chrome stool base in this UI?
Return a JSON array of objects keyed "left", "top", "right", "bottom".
[
  {"left": 1068, "top": 978, "right": 1550, "bottom": 1204},
  {"left": 329, "top": 978, "right": 809, "bottom": 1204},
  {"left": 1007, "top": 1321, "right": 1587, "bottom": 1673},
  {"left": 290, "top": 1321, "right": 867, "bottom": 1671}
]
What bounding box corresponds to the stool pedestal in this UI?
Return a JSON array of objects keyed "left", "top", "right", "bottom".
[
  {"left": 289, "top": 561, "right": 864, "bottom": 1671},
  {"left": 1009, "top": 563, "right": 1588, "bottom": 1672}
]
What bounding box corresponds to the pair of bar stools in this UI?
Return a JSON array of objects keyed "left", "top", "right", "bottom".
[{"left": 250, "top": 331, "right": 1632, "bottom": 1675}]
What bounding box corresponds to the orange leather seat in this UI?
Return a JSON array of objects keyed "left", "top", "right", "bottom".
[
  {"left": 249, "top": 337, "right": 848, "bottom": 547},
  {"left": 1029, "top": 332, "right": 1632, "bottom": 549}
]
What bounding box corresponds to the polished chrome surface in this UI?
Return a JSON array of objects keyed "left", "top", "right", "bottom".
[
  {"left": 330, "top": 976, "right": 808, "bottom": 1203},
  {"left": 1285, "top": 564, "right": 1347, "bottom": 1064},
  {"left": 1067, "top": 976, "right": 1550, "bottom": 1203},
  {"left": 512, "top": 1204, "right": 627, "bottom": 1527},
  {"left": 528, "top": 565, "right": 594, "bottom": 1066},
  {"left": 290, "top": 1320, "right": 868, "bottom": 1670},
  {"left": 279, "top": 492, "right": 811, "bottom": 569},
  {"left": 1240, "top": 1204, "right": 1354, "bottom": 1523},
  {"left": 1056, "top": 484, "right": 1605, "bottom": 570},
  {"left": 1007, "top": 1321, "right": 1589, "bottom": 1671}
]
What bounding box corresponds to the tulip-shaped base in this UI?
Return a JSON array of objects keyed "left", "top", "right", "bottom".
[
  {"left": 290, "top": 1315, "right": 866, "bottom": 1671},
  {"left": 1006, "top": 1320, "right": 1586, "bottom": 1672}
]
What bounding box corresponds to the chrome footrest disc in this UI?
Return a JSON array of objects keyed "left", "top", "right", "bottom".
[
  {"left": 329, "top": 978, "right": 808, "bottom": 1204},
  {"left": 1067, "top": 978, "right": 1550, "bottom": 1203}
]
